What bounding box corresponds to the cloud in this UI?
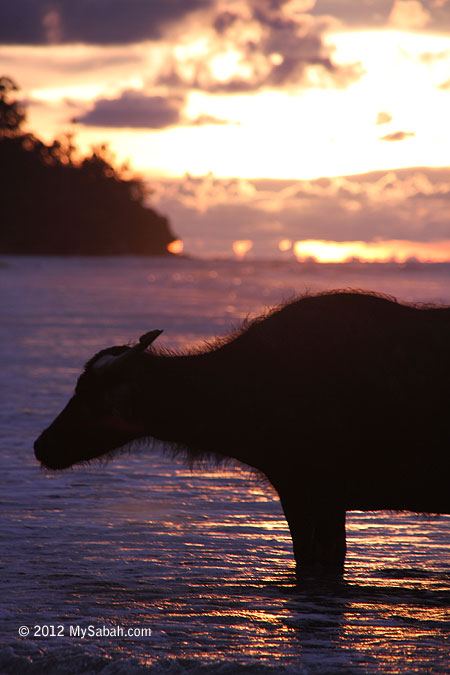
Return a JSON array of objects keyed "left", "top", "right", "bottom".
[
  {"left": 1, "top": 0, "right": 450, "bottom": 49},
  {"left": 189, "top": 114, "right": 237, "bottom": 126},
  {"left": 310, "top": 0, "right": 393, "bottom": 27},
  {"left": 379, "top": 130, "right": 415, "bottom": 141},
  {"left": 375, "top": 111, "right": 392, "bottom": 125},
  {"left": 156, "top": 2, "right": 363, "bottom": 93},
  {"left": 0, "top": 0, "right": 205, "bottom": 45},
  {"left": 0, "top": 1, "right": 363, "bottom": 92},
  {"left": 310, "top": 0, "right": 450, "bottom": 32},
  {"left": 388, "top": 0, "right": 431, "bottom": 30},
  {"left": 0, "top": 44, "right": 149, "bottom": 97},
  {"left": 419, "top": 49, "right": 450, "bottom": 64},
  {"left": 74, "top": 90, "right": 184, "bottom": 128},
  {"left": 438, "top": 79, "right": 450, "bottom": 90},
  {"left": 148, "top": 168, "right": 450, "bottom": 256},
  {"left": 73, "top": 90, "right": 238, "bottom": 128}
]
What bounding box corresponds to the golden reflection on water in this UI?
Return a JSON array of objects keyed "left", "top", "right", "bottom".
[
  {"left": 4, "top": 254, "right": 450, "bottom": 674},
  {"left": 336, "top": 601, "right": 450, "bottom": 674}
]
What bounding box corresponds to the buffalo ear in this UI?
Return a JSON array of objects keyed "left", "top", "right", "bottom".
[
  {"left": 93, "top": 329, "right": 163, "bottom": 374},
  {"left": 138, "top": 329, "right": 163, "bottom": 348}
]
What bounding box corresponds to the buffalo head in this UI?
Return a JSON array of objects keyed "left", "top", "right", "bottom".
[{"left": 34, "top": 330, "right": 162, "bottom": 469}]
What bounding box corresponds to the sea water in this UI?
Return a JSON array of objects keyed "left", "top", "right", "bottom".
[{"left": 0, "top": 255, "right": 449, "bottom": 674}]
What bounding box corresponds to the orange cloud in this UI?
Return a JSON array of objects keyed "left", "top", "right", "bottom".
[
  {"left": 375, "top": 111, "right": 392, "bottom": 125},
  {"left": 379, "top": 130, "right": 415, "bottom": 141},
  {"left": 388, "top": 0, "right": 431, "bottom": 30}
]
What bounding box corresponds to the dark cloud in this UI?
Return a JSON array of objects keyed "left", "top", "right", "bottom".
[
  {"left": 73, "top": 91, "right": 239, "bottom": 128},
  {"left": 157, "top": 68, "right": 259, "bottom": 94},
  {"left": 0, "top": 0, "right": 205, "bottom": 45},
  {"left": 53, "top": 54, "right": 145, "bottom": 73},
  {"left": 74, "top": 91, "right": 184, "bottom": 128},
  {"left": 379, "top": 130, "right": 415, "bottom": 141},
  {"left": 263, "top": 29, "right": 335, "bottom": 87},
  {"left": 217, "top": 4, "right": 363, "bottom": 89},
  {"left": 213, "top": 10, "right": 238, "bottom": 34},
  {"left": 1, "top": 0, "right": 449, "bottom": 48}
]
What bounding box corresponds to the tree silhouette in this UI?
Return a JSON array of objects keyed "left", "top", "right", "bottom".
[
  {"left": 0, "top": 76, "right": 25, "bottom": 136},
  {"left": 0, "top": 76, "right": 178, "bottom": 255}
]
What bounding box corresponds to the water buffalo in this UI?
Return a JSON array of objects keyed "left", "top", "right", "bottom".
[{"left": 34, "top": 291, "right": 450, "bottom": 571}]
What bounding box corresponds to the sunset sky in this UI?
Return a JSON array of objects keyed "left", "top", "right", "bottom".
[{"left": 1, "top": 0, "right": 450, "bottom": 260}]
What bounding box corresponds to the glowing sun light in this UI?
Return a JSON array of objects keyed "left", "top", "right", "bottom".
[
  {"left": 293, "top": 239, "right": 450, "bottom": 263},
  {"left": 167, "top": 239, "right": 184, "bottom": 255},
  {"left": 233, "top": 239, "right": 253, "bottom": 259}
]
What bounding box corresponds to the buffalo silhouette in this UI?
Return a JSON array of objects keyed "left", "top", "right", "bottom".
[{"left": 34, "top": 291, "right": 450, "bottom": 572}]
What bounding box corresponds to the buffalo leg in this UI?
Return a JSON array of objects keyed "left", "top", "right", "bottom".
[{"left": 277, "top": 486, "right": 347, "bottom": 571}]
